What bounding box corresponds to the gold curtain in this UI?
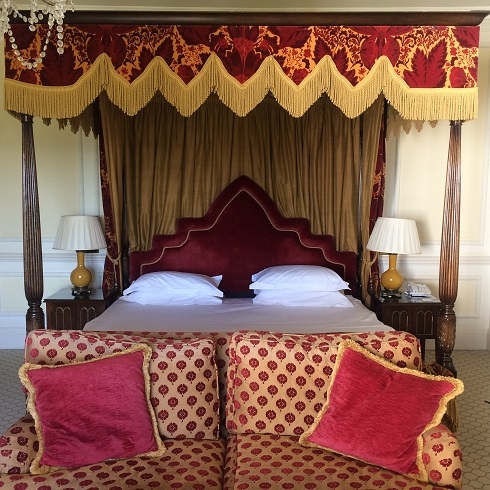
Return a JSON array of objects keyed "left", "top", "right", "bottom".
[{"left": 100, "top": 92, "right": 382, "bottom": 255}]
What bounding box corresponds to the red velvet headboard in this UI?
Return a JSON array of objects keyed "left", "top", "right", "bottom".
[{"left": 129, "top": 176, "right": 359, "bottom": 297}]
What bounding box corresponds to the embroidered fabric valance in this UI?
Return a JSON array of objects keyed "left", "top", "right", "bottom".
[{"left": 4, "top": 24, "right": 480, "bottom": 120}]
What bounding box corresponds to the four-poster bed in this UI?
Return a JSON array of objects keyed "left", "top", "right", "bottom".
[{"left": 4, "top": 11, "right": 488, "bottom": 375}]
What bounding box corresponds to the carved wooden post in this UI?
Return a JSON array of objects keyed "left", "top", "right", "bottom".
[
  {"left": 437, "top": 120, "right": 461, "bottom": 376},
  {"left": 21, "top": 114, "right": 45, "bottom": 333}
]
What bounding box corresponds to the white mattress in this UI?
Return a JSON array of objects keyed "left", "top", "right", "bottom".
[{"left": 84, "top": 296, "right": 390, "bottom": 334}]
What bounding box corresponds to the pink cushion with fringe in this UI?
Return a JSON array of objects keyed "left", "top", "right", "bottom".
[
  {"left": 300, "top": 340, "right": 463, "bottom": 482},
  {"left": 20, "top": 345, "right": 165, "bottom": 474}
]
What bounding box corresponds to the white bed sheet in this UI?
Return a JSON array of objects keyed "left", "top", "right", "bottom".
[{"left": 84, "top": 296, "right": 391, "bottom": 334}]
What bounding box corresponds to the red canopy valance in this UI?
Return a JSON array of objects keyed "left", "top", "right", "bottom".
[{"left": 4, "top": 24, "right": 480, "bottom": 120}]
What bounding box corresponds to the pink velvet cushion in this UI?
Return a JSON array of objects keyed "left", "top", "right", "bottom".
[
  {"left": 299, "top": 339, "right": 464, "bottom": 482},
  {"left": 19, "top": 344, "right": 166, "bottom": 474}
]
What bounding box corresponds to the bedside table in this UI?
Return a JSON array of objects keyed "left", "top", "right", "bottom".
[
  {"left": 371, "top": 294, "right": 441, "bottom": 359},
  {"left": 44, "top": 289, "right": 117, "bottom": 330}
]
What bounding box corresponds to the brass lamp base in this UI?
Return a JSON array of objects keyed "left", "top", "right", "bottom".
[
  {"left": 71, "top": 286, "right": 92, "bottom": 297},
  {"left": 381, "top": 288, "right": 402, "bottom": 300}
]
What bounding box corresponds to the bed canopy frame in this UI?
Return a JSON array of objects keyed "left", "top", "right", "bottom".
[{"left": 5, "top": 10, "right": 488, "bottom": 375}]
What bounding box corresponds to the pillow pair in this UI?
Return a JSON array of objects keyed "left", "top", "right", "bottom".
[
  {"left": 250, "top": 265, "right": 352, "bottom": 307},
  {"left": 122, "top": 271, "right": 223, "bottom": 305},
  {"left": 299, "top": 340, "right": 464, "bottom": 483}
]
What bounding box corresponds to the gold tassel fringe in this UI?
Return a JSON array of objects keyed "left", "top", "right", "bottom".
[
  {"left": 424, "top": 361, "right": 459, "bottom": 433},
  {"left": 4, "top": 53, "right": 479, "bottom": 122}
]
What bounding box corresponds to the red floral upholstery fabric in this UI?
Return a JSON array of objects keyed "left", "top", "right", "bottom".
[
  {"left": 0, "top": 416, "right": 37, "bottom": 475},
  {"left": 422, "top": 425, "right": 463, "bottom": 488},
  {"left": 0, "top": 414, "right": 462, "bottom": 489},
  {"left": 226, "top": 330, "right": 421, "bottom": 436},
  {"left": 0, "top": 329, "right": 462, "bottom": 489},
  {"left": 0, "top": 438, "right": 225, "bottom": 489},
  {"left": 24, "top": 330, "right": 220, "bottom": 440},
  {"left": 97, "top": 330, "right": 233, "bottom": 434},
  {"left": 223, "top": 433, "right": 454, "bottom": 490}
]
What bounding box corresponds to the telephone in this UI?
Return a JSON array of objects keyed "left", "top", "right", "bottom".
[{"left": 405, "top": 283, "right": 432, "bottom": 297}]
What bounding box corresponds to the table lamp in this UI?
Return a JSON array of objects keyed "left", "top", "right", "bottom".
[
  {"left": 366, "top": 217, "right": 421, "bottom": 298},
  {"left": 53, "top": 215, "right": 107, "bottom": 296}
]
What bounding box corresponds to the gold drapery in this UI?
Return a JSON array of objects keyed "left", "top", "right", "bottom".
[{"left": 99, "top": 93, "right": 384, "bottom": 287}]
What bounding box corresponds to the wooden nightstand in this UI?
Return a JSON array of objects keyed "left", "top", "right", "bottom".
[
  {"left": 371, "top": 294, "right": 441, "bottom": 360},
  {"left": 45, "top": 288, "right": 116, "bottom": 330}
]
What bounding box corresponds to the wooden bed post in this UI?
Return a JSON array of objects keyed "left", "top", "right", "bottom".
[
  {"left": 437, "top": 120, "right": 462, "bottom": 376},
  {"left": 21, "top": 114, "right": 45, "bottom": 333}
]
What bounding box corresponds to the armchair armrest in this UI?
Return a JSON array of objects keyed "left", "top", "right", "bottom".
[
  {"left": 0, "top": 415, "right": 38, "bottom": 474},
  {"left": 422, "top": 424, "right": 463, "bottom": 489}
]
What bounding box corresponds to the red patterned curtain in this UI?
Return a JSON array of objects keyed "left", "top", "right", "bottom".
[
  {"left": 98, "top": 129, "right": 122, "bottom": 295},
  {"left": 366, "top": 116, "right": 387, "bottom": 299}
]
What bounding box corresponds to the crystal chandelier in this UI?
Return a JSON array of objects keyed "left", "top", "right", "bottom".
[{"left": 1, "top": 0, "right": 74, "bottom": 69}]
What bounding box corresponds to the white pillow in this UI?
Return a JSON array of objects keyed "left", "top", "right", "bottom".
[
  {"left": 250, "top": 265, "right": 349, "bottom": 292},
  {"left": 124, "top": 271, "right": 223, "bottom": 297},
  {"left": 121, "top": 289, "right": 222, "bottom": 306},
  {"left": 253, "top": 289, "right": 353, "bottom": 308}
]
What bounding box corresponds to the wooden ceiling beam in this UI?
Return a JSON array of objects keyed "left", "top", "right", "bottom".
[{"left": 12, "top": 10, "right": 490, "bottom": 26}]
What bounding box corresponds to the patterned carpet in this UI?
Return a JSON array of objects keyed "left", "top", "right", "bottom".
[{"left": 1, "top": 348, "right": 489, "bottom": 488}]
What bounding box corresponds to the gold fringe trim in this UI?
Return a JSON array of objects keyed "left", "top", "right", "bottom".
[
  {"left": 423, "top": 361, "right": 460, "bottom": 432},
  {"left": 445, "top": 398, "right": 459, "bottom": 433},
  {"left": 4, "top": 53, "right": 479, "bottom": 121},
  {"left": 387, "top": 105, "right": 439, "bottom": 137}
]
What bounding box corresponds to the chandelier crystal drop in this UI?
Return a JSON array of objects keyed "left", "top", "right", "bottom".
[{"left": 1, "top": 0, "right": 74, "bottom": 69}]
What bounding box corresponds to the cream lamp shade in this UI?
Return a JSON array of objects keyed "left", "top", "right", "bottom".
[
  {"left": 53, "top": 215, "right": 106, "bottom": 296},
  {"left": 366, "top": 217, "right": 421, "bottom": 297}
]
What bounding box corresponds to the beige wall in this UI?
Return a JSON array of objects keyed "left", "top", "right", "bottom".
[{"left": 1, "top": 27, "right": 490, "bottom": 349}]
